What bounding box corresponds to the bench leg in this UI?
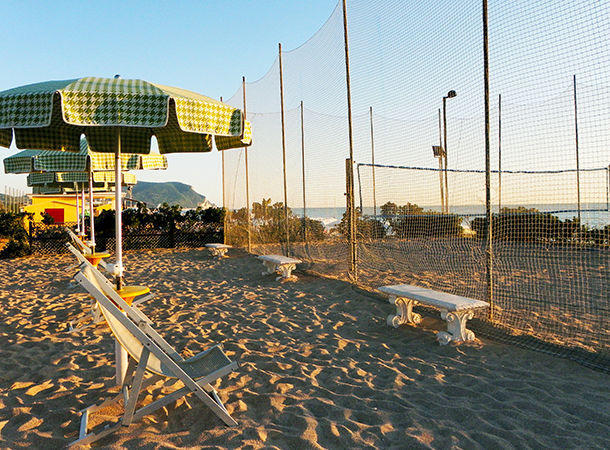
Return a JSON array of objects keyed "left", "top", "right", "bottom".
[
  {"left": 261, "top": 261, "right": 298, "bottom": 280},
  {"left": 437, "top": 309, "right": 476, "bottom": 345},
  {"left": 276, "top": 263, "right": 297, "bottom": 281},
  {"left": 212, "top": 248, "right": 228, "bottom": 257},
  {"left": 261, "top": 260, "right": 278, "bottom": 276},
  {"left": 387, "top": 295, "right": 422, "bottom": 328}
]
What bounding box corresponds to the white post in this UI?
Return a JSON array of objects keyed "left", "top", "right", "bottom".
[
  {"left": 88, "top": 168, "right": 96, "bottom": 250},
  {"left": 81, "top": 186, "right": 86, "bottom": 235},
  {"left": 75, "top": 186, "right": 81, "bottom": 234},
  {"left": 114, "top": 130, "right": 126, "bottom": 386},
  {"left": 115, "top": 131, "right": 124, "bottom": 287}
]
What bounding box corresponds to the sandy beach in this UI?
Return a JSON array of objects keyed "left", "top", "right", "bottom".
[{"left": 1, "top": 247, "right": 609, "bottom": 449}]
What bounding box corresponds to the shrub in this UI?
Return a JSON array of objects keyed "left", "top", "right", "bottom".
[{"left": 0, "top": 239, "right": 30, "bottom": 258}]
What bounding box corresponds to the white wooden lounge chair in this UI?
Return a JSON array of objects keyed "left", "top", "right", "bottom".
[
  {"left": 69, "top": 255, "right": 240, "bottom": 446},
  {"left": 65, "top": 243, "right": 153, "bottom": 332},
  {"left": 65, "top": 227, "right": 122, "bottom": 275},
  {"left": 65, "top": 227, "right": 93, "bottom": 255}
]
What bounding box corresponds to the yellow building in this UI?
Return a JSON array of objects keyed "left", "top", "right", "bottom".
[{"left": 24, "top": 193, "right": 116, "bottom": 223}]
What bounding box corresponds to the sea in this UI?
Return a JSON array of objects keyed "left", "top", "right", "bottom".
[{"left": 293, "top": 203, "right": 610, "bottom": 230}]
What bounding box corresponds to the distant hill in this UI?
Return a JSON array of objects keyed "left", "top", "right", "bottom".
[{"left": 130, "top": 181, "right": 211, "bottom": 209}]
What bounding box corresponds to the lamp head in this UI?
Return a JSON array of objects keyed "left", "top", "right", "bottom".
[{"left": 446, "top": 90, "right": 457, "bottom": 98}]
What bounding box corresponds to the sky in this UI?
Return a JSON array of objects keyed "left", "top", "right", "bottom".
[{"left": 0, "top": 0, "right": 339, "bottom": 205}]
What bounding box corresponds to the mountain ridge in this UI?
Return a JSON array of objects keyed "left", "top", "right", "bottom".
[{"left": 130, "top": 181, "right": 211, "bottom": 208}]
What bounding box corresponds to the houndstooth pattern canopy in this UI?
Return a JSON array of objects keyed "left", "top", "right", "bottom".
[
  {"left": 4, "top": 138, "right": 168, "bottom": 174},
  {"left": 29, "top": 172, "right": 137, "bottom": 194},
  {"left": 0, "top": 77, "right": 252, "bottom": 154},
  {"left": 27, "top": 171, "right": 137, "bottom": 186}
]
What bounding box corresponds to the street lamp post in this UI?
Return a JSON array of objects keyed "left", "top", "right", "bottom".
[{"left": 443, "top": 90, "right": 457, "bottom": 214}]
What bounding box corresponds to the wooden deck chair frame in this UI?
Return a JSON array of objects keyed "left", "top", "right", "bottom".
[
  {"left": 65, "top": 243, "right": 154, "bottom": 332},
  {"left": 65, "top": 227, "right": 93, "bottom": 255},
  {"left": 65, "top": 227, "right": 121, "bottom": 275},
  {"left": 69, "top": 255, "right": 239, "bottom": 446}
]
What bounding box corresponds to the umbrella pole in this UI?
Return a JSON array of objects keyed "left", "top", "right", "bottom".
[
  {"left": 75, "top": 184, "right": 81, "bottom": 235},
  {"left": 81, "top": 186, "right": 86, "bottom": 237},
  {"left": 88, "top": 168, "right": 96, "bottom": 251},
  {"left": 115, "top": 131, "right": 123, "bottom": 290}
]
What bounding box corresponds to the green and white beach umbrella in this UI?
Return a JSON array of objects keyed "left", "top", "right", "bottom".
[
  {"left": 0, "top": 77, "right": 251, "bottom": 153},
  {"left": 3, "top": 138, "right": 168, "bottom": 174},
  {"left": 4, "top": 138, "right": 167, "bottom": 248},
  {"left": 0, "top": 76, "right": 251, "bottom": 286},
  {"left": 27, "top": 171, "right": 137, "bottom": 190}
]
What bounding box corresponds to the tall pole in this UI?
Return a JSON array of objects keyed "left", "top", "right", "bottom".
[
  {"left": 115, "top": 130, "right": 123, "bottom": 290},
  {"left": 81, "top": 186, "right": 86, "bottom": 236},
  {"left": 443, "top": 96, "right": 448, "bottom": 214},
  {"left": 243, "top": 77, "right": 251, "bottom": 253},
  {"left": 220, "top": 96, "right": 227, "bottom": 246},
  {"left": 438, "top": 108, "right": 445, "bottom": 212},
  {"left": 279, "top": 43, "right": 290, "bottom": 253},
  {"left": 88, "top": 165, "right": 96, "bottom": 251},
  {"left": 498, "top": 94, "right": 502, "bottom": 213},
  {"left": 222, "top": 147, "right": 227, "bottom": 245},
  {"left": 75, "top": 183, "right": 81, "bottom": 234},
  {"left": 573, "top": 74, "right": 581, "bottom": 228},
  {"left": 301, "top": 101, "right": 307, "bottom": 241},
  {"left": 342, "top": 0, "right": 357, "bottom": 279},
  {"left": 607, "top": 166, "right": 610, "bottom": 222},
  {"left": 370, "top": 106, "right": 377, "bottom": 217},
  {"left": 483, "top": 0, "right": 493, "bottom": 319}
]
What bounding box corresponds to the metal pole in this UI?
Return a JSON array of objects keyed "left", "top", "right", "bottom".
[
  {"left": 301, "top": 101, "right": 307, "bottom": 242},
  {"left": 222, "top": 144, "right": 227, "bottom": 245},
  {"left": 607, "top": 166, "right": 610, "bottom": 223},
  {"left": 443, "top": 97, "right": 449, "bottom": 214},
  {"left": 342, "top": 0, "right": 357, "bottom": 279},
  {"left": 279, "top": 43, "right": 290, "bottom": 253},
  {"left": 573, "top": 74, "right": 581, "bottom": 228},
  {"left": 81, "top": 185, "right": 86, "bottom": 236},
  {"left": 438, "top": 108, "right": 445, "bottom": 212},
  {"left": 498, "top": 94, "right": 502, "bottom": 213},
  {"left": 370, "top": 106, "right": 377, "bottom": 218},
  {"left": 88, "top": 166, "right": 96, "bottom": 251},
  {"left": 242, "top": 77, "right": 251, "bottom": 253},
  {"left": 115, "top": 130, "right": 123, "bottom": 290},
  {"left": 483, "top": 0, "right": 493, "bottom": 320},
  {"left": 220, "top": 96, "right": 228, "bottom": 246},
  {"left": 75, "top": 184, "right": 81, "bottom": 234}
]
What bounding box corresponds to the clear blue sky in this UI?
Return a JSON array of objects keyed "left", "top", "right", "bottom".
[{"left": 0, "top": 0, "right": 339, "bottom": 205}]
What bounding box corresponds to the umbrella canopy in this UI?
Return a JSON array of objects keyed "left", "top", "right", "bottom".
[
  {"left": 4, "top": 138, "right": 167, "bottom": 244},
  {"left": 3, "top": 138, "right": 168, "bottom": 174},
  {"left": 29, "top": 172, "right": 137, "bottom": 195},
  {"left": 0, "top": 76, "right": 252, "bottom": 289},
  {"left": 27, "top": 171, "right": 137, "bottom": 188},
  {"left": 0, "top": 77, "right": 252, "bottom": 153}
]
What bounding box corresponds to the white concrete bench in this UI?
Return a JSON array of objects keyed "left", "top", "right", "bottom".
[
  {"left": 205, "top": 243, "right": 231, "bottom": 257},
  {"left": 257, "top": 255, "right": 302, "bottom": 280},
  {"left": 379, "top": 284, "right": 489, "bottom": 345}
]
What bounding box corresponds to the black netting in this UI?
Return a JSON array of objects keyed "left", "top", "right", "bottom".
[{"left": 220, "top": 0, "right": 610, "bottom": 372}]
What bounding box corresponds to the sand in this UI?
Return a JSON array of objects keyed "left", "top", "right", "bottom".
[{"left": 0, "top": 247, "right": 609, "bottom": 449}]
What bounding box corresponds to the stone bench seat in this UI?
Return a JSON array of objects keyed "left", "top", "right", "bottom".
[
  {"left": 205, "top": 243, "right": 231, "bottom": 257},
  {"left": 257, "top": 255, "right": 302, "bottom": 280},
  {"left": 379, "top": 284, "right": 489, "bottom": 345}
]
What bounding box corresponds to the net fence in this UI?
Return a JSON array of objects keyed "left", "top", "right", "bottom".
[{"left": 221, "top": 0, "right": 610, "bottom": 370}]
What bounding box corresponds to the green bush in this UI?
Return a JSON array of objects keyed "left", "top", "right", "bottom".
[
  {"left": 471, "top": 207, "right": 585, "bottom": 244},
  {"left": 0, "top": 212, "right": 32, "bottom": 258},
  {"left": 0, "top": 239, "right": 30, "bottom": 259}
]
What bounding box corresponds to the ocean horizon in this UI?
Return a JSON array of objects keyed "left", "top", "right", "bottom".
[{"left": 292, "top": 203, "right": 610, "bottom": 229}]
